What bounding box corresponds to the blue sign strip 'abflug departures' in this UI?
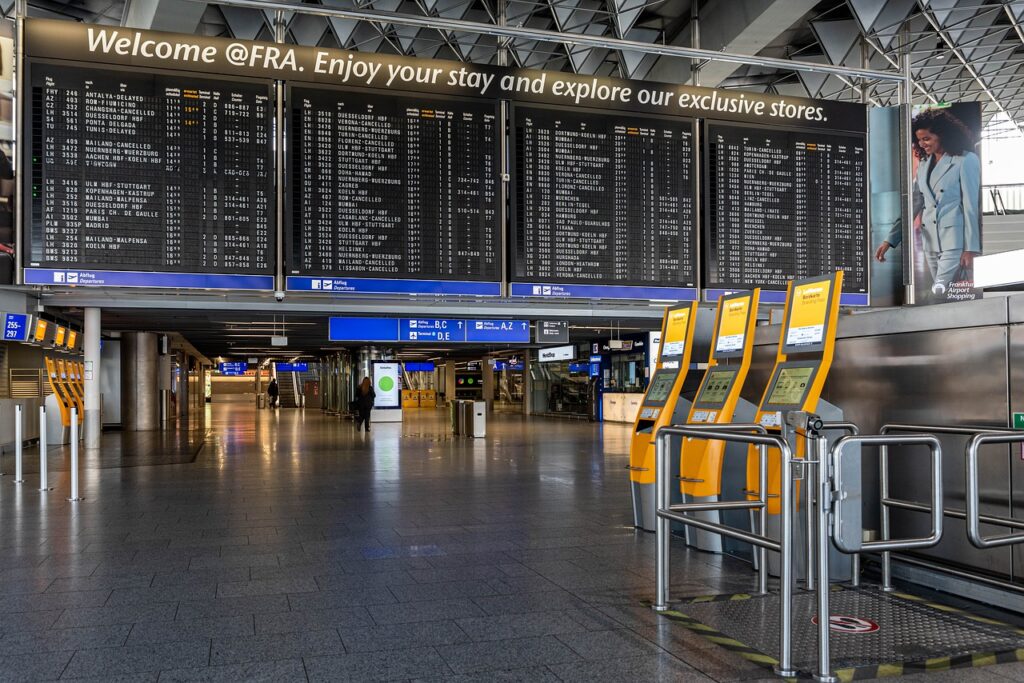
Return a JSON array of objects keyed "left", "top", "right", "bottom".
[
  {"left": 287, "top": 276, "right": 501, "bottom": 296},
  {"left": 703, "top": 289, "right": 869, "bottom": 307},
  {"left": 510, "top": 282, "right": 698, "bottom": 301},
  {"left": 25, "top": 269, "right": 275, "bottom": 291},
  {"left": 329, "top": 318, "right": 531, "bottom": 343}
]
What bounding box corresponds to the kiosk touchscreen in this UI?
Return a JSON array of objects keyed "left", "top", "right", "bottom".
[
  {"left": 676, "top": 290, "right": 760, "bottom": 552},
  {"left": 745, "top": 272, "right": 852, "bottom": 580},
  {"left": 629, "top": 301, "right": 697, "bottom": 531}
]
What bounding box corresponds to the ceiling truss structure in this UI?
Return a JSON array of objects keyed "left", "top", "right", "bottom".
[{"left": 10, "top": 0, "right": 1024, "bottom": 134}]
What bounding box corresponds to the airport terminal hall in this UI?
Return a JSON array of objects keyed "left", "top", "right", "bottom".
[{"left": 6, "top": 0, "right": 1024, "bottom": 681}]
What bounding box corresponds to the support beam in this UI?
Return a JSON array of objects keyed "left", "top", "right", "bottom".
[
  {"left": 123, "top": 0, "right": 207, "bottom": 33},
  {"left": 647, "top": 0, "right": 821, "bottom": 87},
  {"left": 203, "top": 0, "right": 904, "bottom": 82}
]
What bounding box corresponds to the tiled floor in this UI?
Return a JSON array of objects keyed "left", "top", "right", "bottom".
[{"left": 1, "top": 404, "right": 1023, "bottom": 682}]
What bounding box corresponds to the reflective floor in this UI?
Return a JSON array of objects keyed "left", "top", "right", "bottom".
[{"left": 0, "top": 405, "right": 1022, "bottom": 682}]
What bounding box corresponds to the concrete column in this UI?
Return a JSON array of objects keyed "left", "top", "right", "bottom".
[
  {"left": 83, "top": 307, "right": 101, "bottom": 449},
  {"left": 120, "top": 332, "right": 159, "bottom": 431},
  {"left": 522, "top": 355, "right": 533, "bottom": 416},
  {"left": 481, "top": 357, "right": 495, "bottom": 411},
  {"left": 445, "top": 362, "right": 456, "bottom": 406},
  {"left": 177, "top": 351, "right": 188, "bottom": 420}
]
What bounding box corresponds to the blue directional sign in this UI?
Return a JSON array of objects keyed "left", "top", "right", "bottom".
[
  {"left": 328, "top": 318, "right": 400, "bottom": 342},
  {"left": 329, "top": 318, "right": 531, "bottom": 344},
  {"left": 399, "top": 319, "right": 465, "bottom": 343},
  {"left": 274, "top": 362, "right": 308, "bottom": 372},
  {"left": 404, "top": 362, "right": 436, "bottom": 372},
  {"left": 465, "top": 319, "right": 530, "bottom": 343},
  {"left": 2, "top": 313, "right": 30, "bottom": 341},
  {"left": 218, "top": 362, "right": 248, "bottom": 376}
]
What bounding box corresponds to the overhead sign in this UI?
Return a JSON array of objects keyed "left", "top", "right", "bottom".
[
  {"left": 329, "top": 318, "right": 530, "bottom": 344},
  {"left": 67, "top": 330, "right": 78, "bottom": 350},
  {"left": 539, "top": 345, "right": 575, "bottom": 363},
  {"left": 33, "top": 319, "right": 48, "bottom": 343},
  {"left": 218, "top": 362, "right": 249, "bottom": 376},
  {"left": 404, "top": 362, "right": 436, "bottom": 373},
  {"left": 373, "top": 362, "right": 401, "bottom": 409},
  {"left": 535, "top": 321, "right": 568, "bottom": 344},
  {"left": 2, "top": 313, "right": 31, "bottom": 342}
]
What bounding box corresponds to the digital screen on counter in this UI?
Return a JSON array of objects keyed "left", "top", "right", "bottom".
[
  {"left": 512, "top": 106, "right": 697, "bottom": 291},
  {"left": 644, "top": 369, "right": 679, "bottom": 406},
  {"left": 289, "top": 86, "right": 500, "bottom": 290},
  {"left": 766, "top": 366, "right": 816, "bottom": 407},
  {"left": 696, "top": 369, "right": 737, "bottom": 407},
  {"left": 705, "top": 121, "right": 867, "bottom": 296},
  {"left": 27, "top": 63, "right": 275, "bottom": 288}
]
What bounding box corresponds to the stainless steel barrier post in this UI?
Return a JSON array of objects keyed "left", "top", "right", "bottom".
[
  {"left": 38, "top": 406, "right": 51, "bottom": 491},
  {"left": 14, "top": 404, "right": 25, "bottom": 484},
  {"left": 653, "top": 424, "right": 671, "bottom": 611},
  {"left": 758, "top": 442, "right": 768, "bottom": 595},
  {"left": 880, "top": 442, "right": 892, "bottom": 591},
  {"left": 814, "top": 433, "right": 836, "bottom": 683},
  {"left": 68, "top": 408, "right": 82, "bottom": 502},
  {"left": 778, "top": 443, "right": 796, "bottom": 678}
]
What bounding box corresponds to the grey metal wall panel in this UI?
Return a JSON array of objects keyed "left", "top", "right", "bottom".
[
  {"left": 828, "top": 326, "right": 1011, "bottom": 578},
  {"left": 1008, "top": 325, "right": 1024, "bottom": 581}
]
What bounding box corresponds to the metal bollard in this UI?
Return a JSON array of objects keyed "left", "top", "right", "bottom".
[
  {"left": 68, "top": 408, "right": 83, "bottom": 502},
  {"left": 39, "top": 406, "right": 52, "bottom": 491},
  {"left": 14, "top": 404, "right": 24, "bottom": 483}
]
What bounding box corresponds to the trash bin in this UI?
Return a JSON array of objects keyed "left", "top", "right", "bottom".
[
  {"left": 457, "top": 400, "right": 469, "bottom": 436},
  {"left": 450, "top": 400, "right": 461, "bottom": 435},
  {"left": 257, "top": 395, "right": 265, "bottom": 409},
  {"left": 467, "top": 400, "right": 486, "bottom": 438}
]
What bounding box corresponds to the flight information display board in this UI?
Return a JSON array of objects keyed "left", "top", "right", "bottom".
[
  {"left": 25, "top": 63, "right": 275, "bottom": 289},
  {"left": 287, "top": 86, "right": 501, "bottom": 296},
  {"left": 510, "top": 105, "right": 698, "bottom": 301},
  {"left": 704, "top": 121, "right": 868, "bottom": 305}
]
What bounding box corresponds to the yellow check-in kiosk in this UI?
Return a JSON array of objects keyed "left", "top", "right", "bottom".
[
  {"left": 678, "top": 290, "right": 761, "bottom": 552},
  {"left": 629, "top": 302, "right": 698, "bottom": 531},
  {"left": 44, "top": 357, "right": 76, "bottom": 444},
  {"left": 62, "top": 360, "right": 84, "bottom": 422},
  {"left": 746, "top": 272, "right": 855, "bottom": 580}
]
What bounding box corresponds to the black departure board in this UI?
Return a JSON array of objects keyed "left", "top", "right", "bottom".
[
  {"left": 705, "top": 121, "right": 868, "bottom": 295},
  {"left": 27, "top": 63, "right": 274, "bottom": 282},
  {"left": 512, "top": 106, "right": 697, "bottom": 291},
  {"left": 289, "top": 86, "right": 500, "bottom": 285}
]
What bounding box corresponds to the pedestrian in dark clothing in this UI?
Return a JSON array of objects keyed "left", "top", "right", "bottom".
[
  {"left": 267, "top": 378, "right": 279, "bottom": 408},
  {"left": 355, "top": 376, "right": 375, "bottom": 432}
]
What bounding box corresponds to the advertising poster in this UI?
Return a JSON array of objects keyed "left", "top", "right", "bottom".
[
  {"left": 0, "top": 20, "right": 12, "bottom": 285},
  {"left": 372, "top": 362, "right": 401, "bottom": 409},
  {"left": 875, "top": 102, "right": 983, "bottom": 304}
]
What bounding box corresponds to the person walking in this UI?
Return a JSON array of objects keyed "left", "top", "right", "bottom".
[
  {"left": 267, "top": 377, "right": 280, "bottom": 409},
  {"left": 355, "top": 376, "right": 375, "bottom": 432}
]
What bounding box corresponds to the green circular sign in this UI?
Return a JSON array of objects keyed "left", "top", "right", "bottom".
[{"left": 378, "top": 376, "right": 395, "bottom": 392}]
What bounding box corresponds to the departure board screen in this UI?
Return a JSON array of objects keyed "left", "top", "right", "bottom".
[
  {"left": 512, "top": 106, "right": 697, "bottom": 296},
  {"left": 705, "top": 122, "right": 868, "bottom": 296},
  {"left": 27, "top": 63, "right": 274, "bottom": 287},
  {"left": 288, "top": 86, "right": 500, "bottom": 292}
]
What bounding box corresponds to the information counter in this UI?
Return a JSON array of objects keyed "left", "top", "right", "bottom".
[{"left": 601, "top": 392, "right": 643, "bottom": 424}]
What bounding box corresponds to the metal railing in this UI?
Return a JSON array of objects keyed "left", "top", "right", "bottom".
[
  {"left": 652, "top": 424, "right": 797, "bottom": 677},
  {"left": 877, "top": 423, "right": 1023, "bottom": 591},
  {"left": 985, "top": 183, "right": 1024, "bottom": 214},
  {"left": 651, "top": 414, "right": 948, "bottom": 682}
]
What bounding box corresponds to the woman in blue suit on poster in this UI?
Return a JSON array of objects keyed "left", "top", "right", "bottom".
[{"left": 875, "top": 108, "right": 981, "bottom": 297}]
